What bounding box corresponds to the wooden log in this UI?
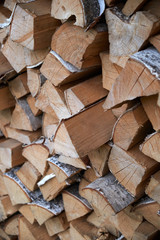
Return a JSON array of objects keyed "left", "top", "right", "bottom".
[
  {"left": 122, "top": 0, "right": 148, "bottom": 16},
  {"left": 54, "top": 100, "right": 116, "bottom": 158},
  {"left": 4, "top": 214, "right": 20, "bottom": 236},
  {"left": 19, "top": 204, "right": 35, "bottom": 224},
  {"left": 88, "top": 144, "right": 111, "bottom": 177},
  {"left": 10, "top": 0, "right": 61, "bottom": 50},
  {"left": 62, "top": 184, "right": 92, "bottom": 221},
  {"left": 47, "top": 155, "right": 81, "bottom": 183},
  {"left": 27, "top": 95, "right": 42, "bottom": 116},
  {"left": 58, "top": 155, "right": 88, "bottom": 170},
  {"left": 109, "top": 144, "right": 159, "bottom": 197},
  {"left": 64, "top": 75, "right": 108, "bottom": 115},
  {"left": 5, "top": 126, "right": 41, "bottom": 145},
  {"left": 58, "top": 229, "right": 70, "bottom": 240},
  {"left": 134, "top": 197, "right": 160, "bottom": 230},
  {"left": 83, "top": 168, "right": 98, "bottom": 183},
  {"left": 79, "top": 178, "right": 90, "bottom": 199},
  {"left": 51, "top": 0, "right": 105, "bottom": 28},
  {"left": 0, "top": 108, "right": 12, "bottom": 137},
  {"left": 0, "top": 51, "right": 16, "bottom": 84},
  {"left": 8, "top": 73, "right": 29, "bottom": 99},
  {"left": 22, "top": 138, "right": 50, "bottom": 175},
  {"left": 113, "top": 104, "right": 152, "bottom": 150},
  {"left": 10, "top": 98, "right": 42, "bottom": 131},
  {"left": 40, "top": 50, "right": 100, "bottom": 86},
  {"left": 150, "top": 34, "right": 160, "bottom": 52},
  {"left": 103, "top": 48, "right": 160, "bottom": 111},
  {"left": 141, "top": 94, "right": 160, "bottom": 131},
  {"left": 27, "top": 67, "right": 46, "bottom": 97},
  {"left": 100, "top": 51, "right": 122, "bottom": 91},
  {"left": 0, "top": 226, "right": 15, "bottom": 240},
  {"left": 106, "top": 7, "right": 160, "bottom": 67},
  {"left": 0, "top": 139, "right": 25, "bottom": 170},
  {"left": 0, "top": 171, "right": 8, "bottom": 196},
  {"left": 45, "top": 212, "right": 69, "bottom": 236},
  {"left": 19, "top": 216, "right": 58, "bottom": 240},
  {"left": 29, "top": 195, "right": 64, "bottom": 225},
  {"left": 111, "top": 100, "right": 139, "bottom": 118},
  {"left": 51, "top": 22, "right": 108, "bottom": 70},
  {"left": 145, "top": 170, "right": 160, "bottom": 204},
  {"left": 0, "top": 195, "right": 19, "bottom": 222},
  {"left": 82, "top": 173, "right": 135, "bottom": 218},
  {"left": 0, "top": 86, "right": 15, "bottom": 111},
  {"left": 42, "top": 112, "right": 59, "bottom": 139},
  {"left": 132, "top": 221, "right": 160, "bottom": 240},
  {"left": 16, "top": 161, "right": 41, "bottom": 191}
]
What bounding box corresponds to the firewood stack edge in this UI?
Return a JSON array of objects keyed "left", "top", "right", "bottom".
[{"left": 0, "top": 0, "right": 160, "bottom": 239}]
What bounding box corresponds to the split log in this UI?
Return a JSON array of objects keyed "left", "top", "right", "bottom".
[
  {"left": 79, "top": 178, "right": 91, "bottom": 198},
  {"left": 0, "top": 195, "right": 19, "bottom": 222},
  {"left": 82, "top": 173, "right": 135, "bottom": 218},
  {"left": 64, "top": 75, "right": 108, "bottom": 115},
  {"left": 100, "top": 51, "right": 122, "bottom": 91},
  {"left": 22, "top": 138, "right": 50, "bottom": 175},
  {"left": 58, "top": 229, "right": 70, "bottom": 240},
  {"left": 106, "top": 8, "right": 160, "bottom": 67},
  {"left": 5, "top": 126, "right": 41, "bottom": 145},
  {"left": 58, "top": 155, "right": 88, "bottom": 170},
  {"left": 0, "top": 139, "right": 25, "bottom": 170},
  {"left": 112, "top": 104, "right": 152, "bottom": 150},
  {"left": 19, "top": 205, "right": 35, "bottom": 224},
  {"left": 4, "top": 214, "right": 20, "bottom": 236},
  {"left": 10, "top": 98, "right": 42, "bottom": 131},
  {"left": 42, "top": 112, "right": 59, "bottom": 139},
  {"left": 51, "top": 0, "right": 105, "bottom": 28},
  {"left": 150, "top": 34, "right": 160, "bottom": 52},
  {"left": 47, "top": 155, "right": 81, "bottom": 183},
  {"left": 45, "top": 212, "right": 69, "bottom": 236},
  {"left": 141, "top": 94, "right": 160, "bottom": 131},
  {"left": 8, "top": 73, "right": 29, "bottom": 99},
  {"left": 29, "top": 195, "right": 64, "bottom": 225},
  {"left": 132, "top": 221, "right": 160, "bottom": 240},
  {"left": 83, "top": 168, "right": 98, "bottom": 183},
  {"left": 54, "top": 100, "right": 116, "bottom": 158},
  {"left": 103, "top": 48, "right": 160, "bottom": 111},
  {"left": 27, "top": 95, "right": 42, "bottom": 116},
  {"left": 0, "top": 108, "right": 12, "bottom": 137},
  {"left": 16, "top": 161, "right": 41, "bottom": 191},
  {"left": 88, "top": 144, "right": 111, "bottom": 177},
  {"left": 41, "top": 50, "right": 100, "bottom": 86},
  {"left": 51, "top": 22, "right": 108, "bottom": 70},
  {"left": 19, "top": 216, "right": 58, "bottom": 240},
  {"left": 134, "top": 197, "right": 160, "bottom": 230},
  {"left": 140, "top": 132, "right": 160, "bottom": 162},
  {"left": 0, "top": 227, "right": 15, "bottom": 240},
  {"left": 62, "top": 184, "right": 92, "bottom": 221},
  {"left": 0, "top": 171, "right": 8, "bottom": 196},
  {"left": 145, "top": 170, "right": 160, "bottom": 204},
  {"left": 108, "top": 144, "right": 159, "bottom": 197},
  {"left": 122, "top": 0, "right": 148, "bottom": 16},
  {"left": 10, "top": 0, "right": 61, "bottom": 50},
  {"left": 0, "top": 51, "right": 16, "bottom": 83},
  {"left": 111, "top": 100, "right": 139, "bottom": 118},
  {"left": 0, "top": 86, "right": 15, "bottom": 111}
]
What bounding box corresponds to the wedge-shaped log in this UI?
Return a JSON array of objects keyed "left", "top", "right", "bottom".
[
  {"left": 10, "top": 0, "right": 61, "bottom": 50},
  {"left": 54, "top": 100, "right": 116, "bottom": 158},
  {"left": 51, "top": 22, "right": 108, "bottom": 70},
  {"left": 4, "top": 213, "right": 20, "bottom": 236},
  {"left": 145, "top": 170, "right": 160, "bottom": 204},
  {"left": 150, "top": 34, "right": 160, "bottom": 52},
  {"left": 58, "top": 155, "right": 88, "bottom": 170},
  {"left": 0, "top": 139, "right": 25, "bottom": 170},
  {"left": 0, "top": 195, "right": 19, "bottom": 222},
  {"left": 106, "top": 8, "right": 160, "bottom": 67},
  {"left": 58, "top": 229, "right": 70, "bottom": 240},
  {"left": 0, "top": 171, "right": 8, "bottom": 196},
  {"left": 27, "top": 95, "right": 42, "bottom": 117},
  {"left": 0, "top": 51, "right": 15, "bottom": 84},
  {"left": 113, "top": 104, "right": 152, "bottom": 150},
  {"left": 42, "top": 112, "right": 59, "bottom": 139},
  {"left": 0, "top": 108, "right": 12, "bottom": 137},
  {"left": 109, "top": 144, "right": 159, "bottom": 197},
  {"left": 29, "top": 195, "right": 64, "bottom": 225},
  {"left": 122, "top": 0, "right": 148, "bottom": 16},
  {"left": 19, "top": 205, "right": 35, "bottom": 224},
  {"left": 0, "top": 86, "right": 15, "bottom": 111},
  {"left": 103, "top": 48, "right": 160, "bottom": 110},
  {"left": 22, "top": 138, "right": 50, "bottom": 175},
  {"left": 62, "top": 184, "right": 92, "bottom": 221},
  {"left": 51, "top": 0, "right": 105, "bottom": 28}
]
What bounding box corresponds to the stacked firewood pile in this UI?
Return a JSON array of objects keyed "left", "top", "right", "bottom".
[{"left": 0, "top": 0, "right": 160, "bottom": 239}]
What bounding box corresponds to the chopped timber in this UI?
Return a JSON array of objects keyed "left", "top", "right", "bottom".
[
  {"left": 145, "top": 170, "right": 160, "bottom": 204},
  {"left": 10, "top": 0, "right": 61, "bottom": 50},
  {"left": 58, "top": 229, "right": 70, "bottom": 240},
  {"left": 16, "top": 161, "right": 41, "bottom": 191},
  {"left": 150, "top": 34, "right": 160, "bottom": 52},
  {"left": 106, "top": 8, "right": 160, "bottom": 67},
  {"left": 42, "top": 112, "right": 59, "bottom": 139},
  {"left": 122, "top": 0, "right": 148, "bottom": 16},
  {"left": 0, "top": 86, "right": 15, "bottom": 111},
  {"left": 140, "top": 132, "right": 160, "bottom": 162},
  {"left": 0, "top": 171, "right": 8, "bottom": 196},
  {"left": 29, "top": 195, "right": 64, "bottom": 225},
  {"left": 64, "top": 75, "right": 108, "bottom": 115},
  {"left": 19, "top": 205, "right": 35, "bottom": 224},
  {"left": 103, "top": 48, "right": 160, "bottom": 110},
  {"left": 0, "top": 227, "right": 14, "bottom": 240},
  {"left": 51, "top": 22, "right": 108, "bottom": 70},
  {"left": 27, "top": 95, "right": 42, "bottom": 116},
  {"left": 0, "top": 139, "right": 25, "bottom": 170},
  {"left": 113, "top": 104, "right": 152, "bottom": 150},
  {"left": 51, "top": 0, "right": 105, "bottom": 28},
  {"left": 48, "top": 155, "right": 81, "bottom": 183},
  {"left": 0, "top": 195, "right": 19, "bottom": 222},
  {"left": 8, "top": 73, "right": 29, "bottom": 99},
  {"left": 54, "top": 100, "right": 116, "bottom": 158},
  {"left": 141, "top": 94, "right": 160, "bottom": 131},
  {"left": 100, "top": 51, "right": 122, "bottom": 91},
  {"left": 0, "top": 108, "right": 12, "bottom": 137},
  {"left": 83, "top": 168, "right": 98, "bottom": 183},
  {"left": 108, "top": 144, "right": 159, "bottom": 197},
  {"left": 62, "top": 184, "right": 92, "bottom": 221},
  {"left": 88, "top": 144, "right": 111, "bottom": 177},
  {"left": 4, "top": 214, "right": 20, "bottom": 236},
  {"left": 22, "top": 138, "right": 50, "bottom": 175},
  {"left": 111, "top": 100, "right": 139, "bottom": 118},
  {"left": 0, "top": 51, "right": 15, "bottom": 84},
  {"left": 58, "top": 155, "right": 88, "bottom": 170},
  {"left": 45, "top": 212, "right": 69, "bottom": 236},
  {"left": 10, "top": 98, "right": 42, "bottom": 131}
]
